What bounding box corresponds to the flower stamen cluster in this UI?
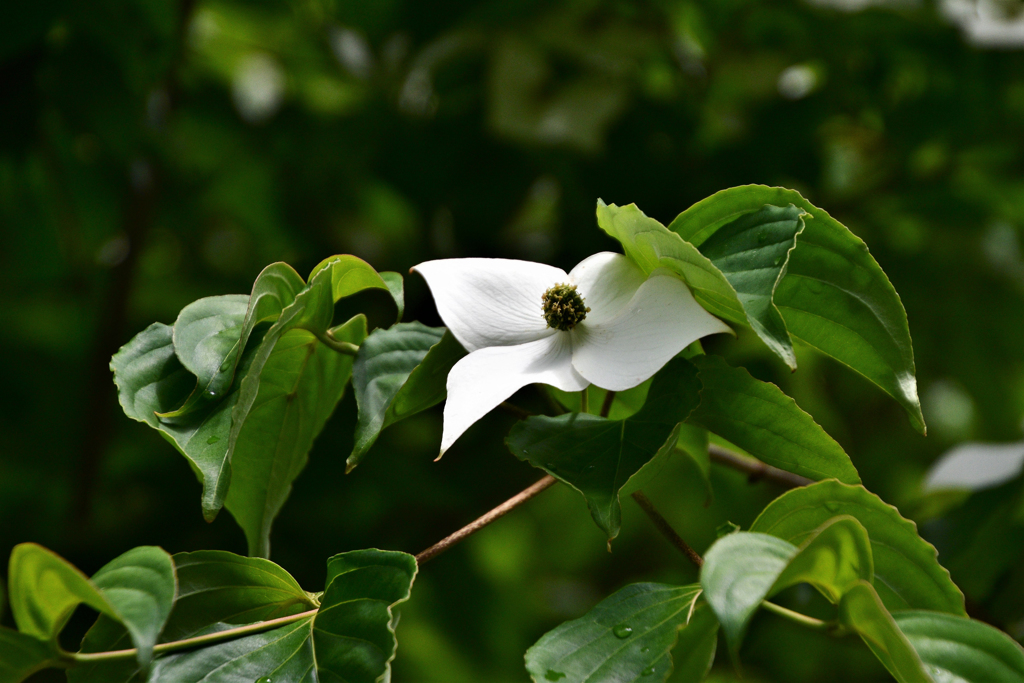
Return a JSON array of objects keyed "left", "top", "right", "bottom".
[{"left": 541, "top": 284, "right": 590, "bottom": 331}]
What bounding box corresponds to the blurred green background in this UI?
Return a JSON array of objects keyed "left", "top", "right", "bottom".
[{"left": 4, "top": 0, "right": 1024, "bottom": 680}]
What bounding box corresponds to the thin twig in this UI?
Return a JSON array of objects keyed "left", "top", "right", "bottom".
[
  {"left": 70, "top": 608, "right": 318, "bottom": 662},
  {"left": 599, "top": 391, "right": 617, "bottom": 418},
  {"left": 415, "top": 475, "right": 558, "bottom": 564},
  {"left": 498, "top": 402, "right": 534, "bottom": 420},
  {"left": 708, "top": 444, "right": 813, "bottom": 489},
  {"left": 630, "top": 491, "right": 704, "bottom": 568},
  {"left": 580, "top": 389, "right": 589, "bottom": 414}
]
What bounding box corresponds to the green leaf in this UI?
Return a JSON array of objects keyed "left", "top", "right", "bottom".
[
  {"left": 113, "top": 550, "right": 416, "bottom": 683},
  {"left": 379, "top": 271, "right": 405, "bottom": 322},
  {"left": 699, "top": 532, "right": 796, "bottom": 652},
  {"left": 224, "top": 314, "right": 366, "bottom": 558},
  {"left": 596, "top": 200, "right": 745, "bottom": 330},
  {"left": 72, "top": 551, "right": 318, "bottom": 683},
  {"left": 309, "top": 254, "right": 403, "bottom": 321},
  {"left": 164, "top": 550, "right": 317, "bottom": 640},
  {"left": 672, "top": 185, "right": 924, "bottom": 434},
  {"left": 206, "top": 262, "right": 306, "bottom": 397},
  {"left": 348, "top": 323, "right": 466, "bottom": 472},
  {"left": 0, "top": 627, "right": 61, "bottom": 683},
  {"left": 681, "top": 203, "right": 805, "bottom": 369},
  {"left": 172, "top": 295, "right": 250, "bottom": 396},
  {"left": 701, "top": 517, "right": 873, "bottom": 653},
  {"left": 89, "top": 547, "right": 176, "bottom": 667},
  {"left": 123, "top": 617, "right": 318, "bottom": 682},
  {"left": 749, "top": 480, "right": 966, "bottom": 615},
  {"left": 772, "top": 515, "right": 874, "bottom": 604},
  {"left": 110, "top": 322, "right": 258, "bottom": 522},
  {"left": 8, "top": 544, "right": 174, "bottom": 668},
  {"left": 506, "top": 357, "right": 702, "bottom": 541},
  {"left": 839, "top": 582, "right": 932, "bottom": 683},
  {"left": 596, "top": 199, "right": 804, "bottom": 369},
  {"left": 685, "top": 354, "right": 860, "bottom": 484},
  {"left": 670, "top": 604, "right": 720, "bottom": 683},
  {"left": 524, "top": 583, "right": 712, "bottom": 683},
  {"left": 312, "top": 549, "right": 418, "bottom": 681},
  {"left": 153, "top": 295, "right": 249, "bottom": 419},
  {"left": 894, "top": 611, "right": 1024, "bottom": 683}
]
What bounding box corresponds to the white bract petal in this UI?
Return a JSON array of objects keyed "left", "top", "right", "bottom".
[
  {"left": 570, "top": 273, "right": 733, "bottom": 391},
  {"left": 416, "top": 252, "right": 731, "bottom": 454},
  {"left": 439, "top": 335, "right": 587, "bottom": 455},
  {"left": 568, "top": 252, "right": 646, "bottom": 325},
  {"left": 413, "top": 258, "right": 566, "bottom": 352}
]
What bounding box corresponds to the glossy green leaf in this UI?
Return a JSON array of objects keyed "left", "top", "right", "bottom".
[
  {"left": 171, "top": 295, "right": 249, "bottom": 397},
  {"left": 8, "top": 544, "right": 174, "bottom": 668},
  {"left": 685, "top": 204, "right": 805, "bottom": 369},
  {"left": 8, "top": 544, "right": 113, "bottom": 641},
  {"left": 772, "top": 516, "right": 874, "bottom": 604},
  {"left": 506, "top": 357, "right": 702, "bottom": 541},
  {"left": 840, "top": 582, "right": 931, "bottom": 683},
  {"left": 312, "top": 549, "right": 418, "bottom": 681},
  {"left": 0, "top": 627, "right": 61, "bottom": 683},
  {"left": 597, "top": 199, "right": 804, "bottom": 369},
  {"left": 224, "top": 314, "right": 366, "bottom": 558},
  {"left": 348, "top": 323, "right": 465, "bottom": 472},
  {"left": 894, "top": 611, "right": 1024, "bottom": 683},
  {"left": 72, "top": 551, "right": 317, "bottom": 683},
  {"left": 702, "top": 517, "right": 872, "bottom": 653},
  {"left": 309, "top": 254, "right": 403, "bottom": 322},
  {"left": 750, "top": 480, "right": 966, "bottom": 615},
  {"left": 154, "top": 295, "right": 249, "bottom": 419},
  {"left": 596, "top": 200, "right": 745, "bottom": 330},
  {"left": 673, "top": 185, "right": 924, "bottom": 434},
  {"left": 110, "top": 322, "right": 260, "bottom": 522},
  {"left": 88, "top": 547, "right": 176, "bottom": 667},
  {"left": 686, "top": 354, "right": 860, "bottom": 484},
  {"left": 206, "top": 262, "right": 306, "bottom": 397},
  {"left": 524, "top": 583, "right": 710, "bottom": 683},
  {"left": 107, "top": 549, "right": 416, "bottom": 683},
  {"left": 379, "top": 271, "right": 406, "bottom": 322},
  {"left": 700, "top": 532, "right": 796, "bottom": 652}
]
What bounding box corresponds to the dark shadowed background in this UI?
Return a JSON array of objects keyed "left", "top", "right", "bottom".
[{"left": 4, "top": 0, "right": 1024, "bottom": 680}]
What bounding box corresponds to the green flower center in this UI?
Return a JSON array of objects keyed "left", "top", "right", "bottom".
[{"left": 542, "top": 283, "right": 589, "bottom": 331}]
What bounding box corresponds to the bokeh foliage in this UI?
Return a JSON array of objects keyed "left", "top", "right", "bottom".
[{"left": 4, "top": 0, "right": 1024, "bottom": 680}]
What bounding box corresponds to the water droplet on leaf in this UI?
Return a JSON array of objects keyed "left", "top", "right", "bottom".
[
  {"left": 824, "top": 502, "right": 841, "bottom": 513},
  {"left": 207, "top": 435, "right": 220, "bottom": 444},
  {"left": 545, "top": 670, "right": 566, "bottom": 681},
  {"left": 758, "top": 231, "right": 768, "bottom": 243},
  {"left": 255, "top": 677, "right": 273, "bottom": 683},
  {"left": 642, "top": 666, "right": 656, "bottom": 676},
  {"left": 613, "top": 624, "right": 633, "bottom": 638},
  {"left": 208, "top": 390, "right": 218, "bottom": 397},
  {"left": 641, "top": 647, "right": 649, "bottom": 653},
  {"left": 773, "top": 255, "right": 783, "bottom": 266}
]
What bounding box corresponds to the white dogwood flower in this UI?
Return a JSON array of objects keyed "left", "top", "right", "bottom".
[{"left": 413, "top": 252, "right": 731, "bottom": 455}]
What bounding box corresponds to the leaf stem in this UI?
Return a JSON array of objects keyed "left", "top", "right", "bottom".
[
  {"left": 313, "top": 329, "right": 360, "bottom": 356},
  {"left": 630, "top": 490, "right": 704, "bottom": 568},
  {"left": 580, "top": 389, "right": 589, "bottom": 414},
  {"left": 599, "top": 391, "right": 616, "bottom": 418},
  {"left": 760, "top": 600, "right": 831, "bottom": 631},
  {"left": 708, "top": 444, "right": 812, "bottom": 489},
  {"left": 416, "top": 475, "right": 558, "bottom": 564},
  {"left": 68, "top": 608, "right": 319, "bottom": 663}
]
